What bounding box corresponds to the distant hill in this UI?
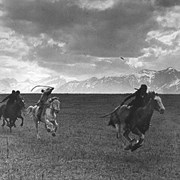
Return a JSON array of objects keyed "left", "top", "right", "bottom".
[{"left": 1, "top": 67, "right": 180, "bottom": 94}]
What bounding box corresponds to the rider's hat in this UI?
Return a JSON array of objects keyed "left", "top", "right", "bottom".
[
  {"left": 134, "top": 84, "right": 147, "bottom": 91},
  {"left": 16, "top": 90, "right": 20, "bottom": 94},
  {"left": 140, "top": 84, "right": 147, "bottom": 90}
]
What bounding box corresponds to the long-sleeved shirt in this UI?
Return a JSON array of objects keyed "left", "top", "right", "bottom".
[
  {"left": 121, "top": 89, "right": 147, "bottom": 107},
  {"left": 37, "top": 87, "right": 54, "bottom": 106},
  {"left": 123, "top": 90, "right": 141, "bottom": 103}
]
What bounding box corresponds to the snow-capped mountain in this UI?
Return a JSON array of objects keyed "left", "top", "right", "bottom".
[
  {"left": 1, "top": 67, "right": 180, "bottom": 94},
  {"left": 57, "top": 67, "right": 180, "bottom": 94}
]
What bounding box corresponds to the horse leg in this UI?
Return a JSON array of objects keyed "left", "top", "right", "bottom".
[
  {"left": 115, "top": 123, "right": 126, "bottom": 148},
  {"left": 123, "top": 129, "right": 137, "bottom": 143},
  {"left": 1, "top": 116, "right": 5, "bottom": 127},
  {"left": 19, "top": 115, "right": 24, "bottom": 127},
  {"left": 11, "top": 118, "right": 17, "bottom": 128},
  {"left": 9, "top": 118, "right": 15, "bottom": 133},
  {"left": 6, "top": 118, "right": 10, "bottom": 127},
  {"left": 35, "top": 119, "right": 40, "bottom": 139},
  {"left": 1, "top": 107, "right": 6, "bottom": 127},
  {"left": 123, "top": 129, "right": 138, "bottom": 150},
  {"left": 2, "top": 117, "right": 9, "bottom": 127},
  {"left": 115, "top": 123, "right": 120, "bottom": 139},
  {"left": 130, "top": 127, "right": 145, "bottom": 152},
  {"left": 13, "top": 119, "right": 16, "bottom": 127},
  {"left": 2, "top": 120, "right": 5, "bottom": 127}
]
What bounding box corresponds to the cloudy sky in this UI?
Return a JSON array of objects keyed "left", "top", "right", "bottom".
[{"left": 0, "top": 0, "right": 180, "bottom": 84}]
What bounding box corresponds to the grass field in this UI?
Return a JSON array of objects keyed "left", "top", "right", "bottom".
[{"left": 0, "top": 94, "right": 179, "bottom": 180}]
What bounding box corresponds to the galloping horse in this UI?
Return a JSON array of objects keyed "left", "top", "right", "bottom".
[
  {"left": 27, "top": 97, "right": 60, "bottom": 139},
  {"left": 0, "top": 96, "right": 25, "bottom": 132},
  {"left": 101, "top": 91, "right": 165, "bottom": 151}
]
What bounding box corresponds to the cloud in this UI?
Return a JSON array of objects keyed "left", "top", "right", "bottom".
[
  {"left": 154, "top": 0, "right": 180, "bottom": 7},
  {"left": 38, "top": 55, "right": 133, "bottom": 80},
  {"left": 139, "top": 5, "right": 180, "bottom": 69},
  {"left": 0, "top": 0, "right": 180, "bottom": 88},
  {"left": 0, "top": 56, "right": 55, "bottom": 81},
  {"left": 77, "top": 0, "right": 116, "bottom": 10},
  {"left": 0, "top": 27, "right": 30, "bottom": 58},
  {"left": 2, "top": 0, "right": 157, "bottom": 58}
]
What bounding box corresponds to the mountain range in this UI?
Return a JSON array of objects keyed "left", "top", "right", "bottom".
[
  {"left": 1, "top": 67, "right": 180, "bottom": 94},
  {"left": 56, "top": 67, "right": 180, "bottom": 94}
]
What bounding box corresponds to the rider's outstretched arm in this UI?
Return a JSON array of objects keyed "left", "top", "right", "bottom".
[
  {"left": 121, "top": 93, "right": 135, "bottom": 106},
  {"left": 1, "top": 95, "right": 10, "bottom": 103}
]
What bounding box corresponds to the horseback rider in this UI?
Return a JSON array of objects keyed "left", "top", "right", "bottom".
[
  {"left": 0, "top": 90, "right": 18, "bottom": 118},
  {"left": 36, "top": 87, "right": 54, "bottom": 121},
  {"left": 121, "top": 84, "right": 148, "bottom": 129}
]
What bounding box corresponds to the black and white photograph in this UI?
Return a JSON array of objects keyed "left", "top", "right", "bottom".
[{"left": 0, "top": 0, "right": 179, "bottom": 179}]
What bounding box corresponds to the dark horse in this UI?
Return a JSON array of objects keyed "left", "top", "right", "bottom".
[
  {"left": 101, "top": 91, "right": 165, "bottom": 151},
  {"left": 0, "top": 96, "right": 25, "bottom": 132}
]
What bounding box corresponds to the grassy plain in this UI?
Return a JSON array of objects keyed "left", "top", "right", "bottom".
[{"left": 0, "top": 94, "right": 179, "bottom": 180}]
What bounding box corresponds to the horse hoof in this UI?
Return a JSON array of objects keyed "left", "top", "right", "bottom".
[
  {"left": 52, "top": 133, "right": 56, "bottom": 137},
  {"left": 124, "top": 144, "right": 132, "bottom": 151},
  {"left": 130, "top": 139, "right": 137, "bottom": 143},
  {"left": 131, "top": 144, "right": 142, "bottom": 152}
]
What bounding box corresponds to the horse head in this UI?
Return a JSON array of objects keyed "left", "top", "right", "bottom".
[
  {"left": 16, "top": 96, "right": 25, "bottom": 110},
  {"left": 147, "top": 91, "right": 165, "bottom": 114},
  {"left": 49, "top": 97, "right": 60, "bottom": 114}
]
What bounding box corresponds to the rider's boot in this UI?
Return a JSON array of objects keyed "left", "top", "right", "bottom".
[
  {"left": 37, "top": 106, "right": 43, "bottom": 121},
  {"left": 37, "top": 111, "right": 41, "bottom": 121}
]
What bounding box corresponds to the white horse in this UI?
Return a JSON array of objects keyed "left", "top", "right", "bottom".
[{"left": 26, "top": 97, "right": 60, "bottom": 139}]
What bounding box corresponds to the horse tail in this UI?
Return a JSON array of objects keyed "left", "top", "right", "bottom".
[
  {"left": 99, "top": 105, "right": 121, "bottom": 118},
  {"left": 26, "top": 106, "right": 34, "bottom": 115}
]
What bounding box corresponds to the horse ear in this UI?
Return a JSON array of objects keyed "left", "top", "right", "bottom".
[{"left": 50, "top": 96, "right": 59, "bottom": 102}]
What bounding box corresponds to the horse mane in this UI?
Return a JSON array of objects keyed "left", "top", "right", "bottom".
[
  {"left": 144, "top": 91, "right": 156, "bottom": 104},
  {"left": 147, "top": 91, "right": 156, "bottom": 98}
]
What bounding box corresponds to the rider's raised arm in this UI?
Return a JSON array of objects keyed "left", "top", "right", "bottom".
[{"left": 45, "top": 87, "right": 54, "bottom": 96}]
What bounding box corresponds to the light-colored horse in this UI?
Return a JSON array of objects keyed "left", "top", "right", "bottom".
[
  {"left": 101, "top": 91, "right": 165, "bottom": 151},
  {"left": 26, "top": 97, "right": 60, "bottom": 139}
]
